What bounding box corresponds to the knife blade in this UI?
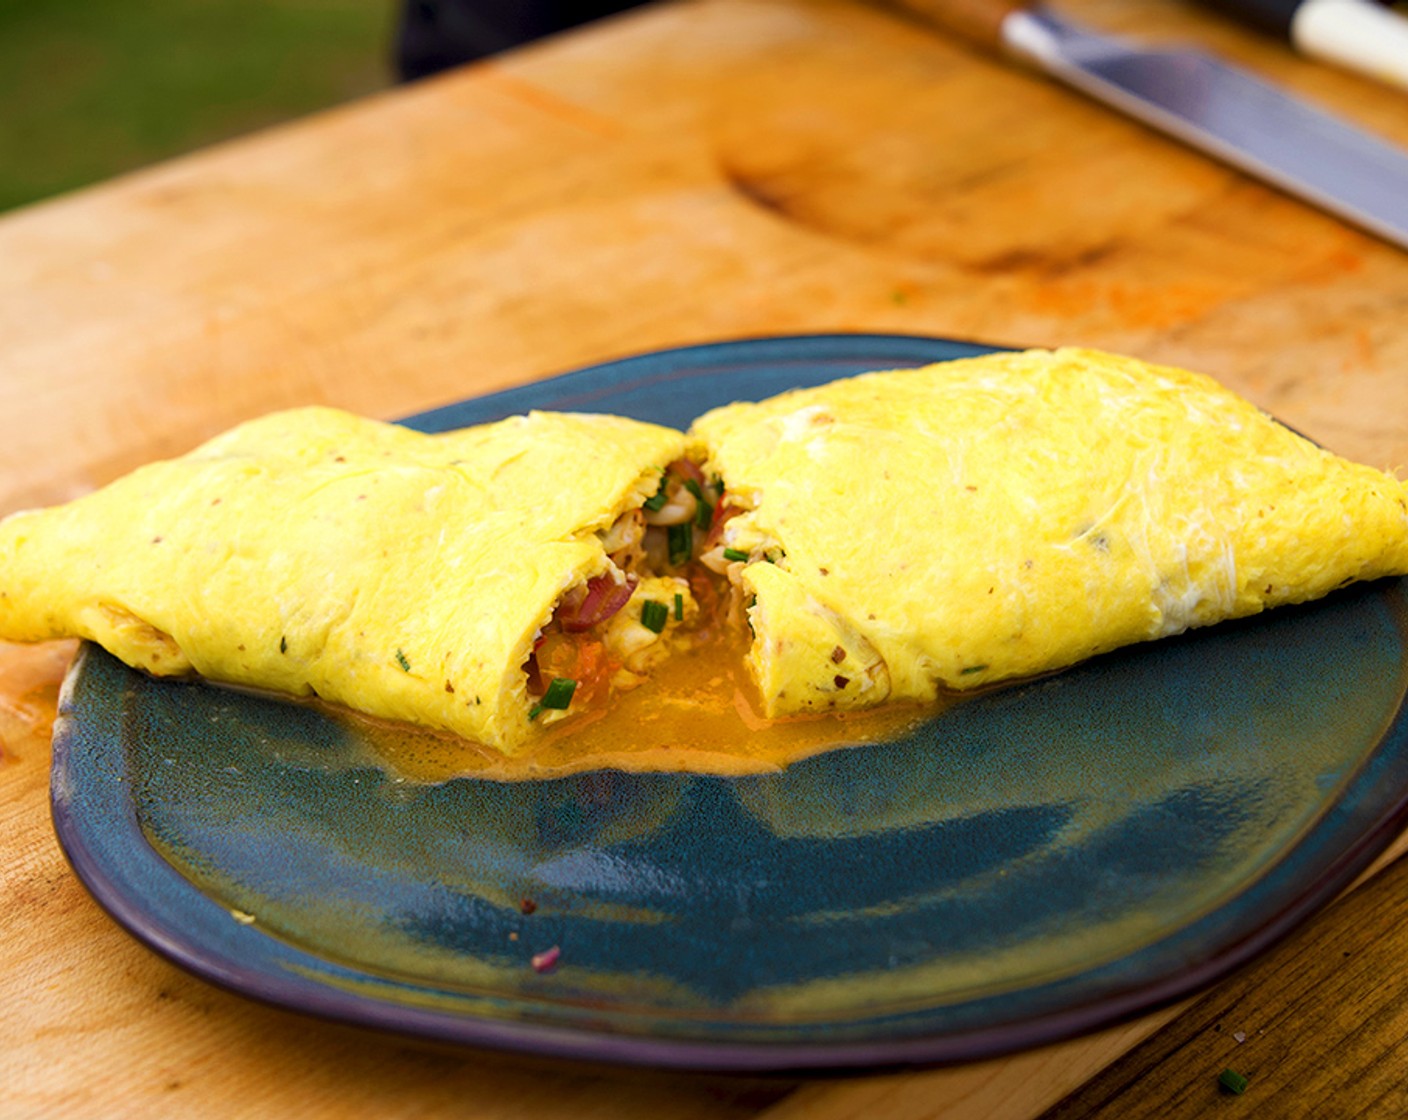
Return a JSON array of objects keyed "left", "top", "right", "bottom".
[
  {"left": 885, "top": 0, "right": 1408, "bottom": 250},
  {"left": 1196, "top": 0, "right": 1408, "bottom": 93}
]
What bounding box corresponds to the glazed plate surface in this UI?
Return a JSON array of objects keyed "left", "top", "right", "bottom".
[{"left": 51, "top": 335, "right": 1408, "bottom": 1071}]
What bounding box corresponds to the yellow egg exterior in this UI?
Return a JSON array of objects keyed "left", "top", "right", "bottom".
[
  {"left": 692, "top": 349, "right": 1408, "bottom": 716},
  {"left": 0, "top": 407, "right": 686, "bottom": 754}
]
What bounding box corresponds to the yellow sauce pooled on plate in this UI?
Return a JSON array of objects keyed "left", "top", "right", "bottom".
[{"left": 338, "top": 625, "right": 941, "bottom": 782}]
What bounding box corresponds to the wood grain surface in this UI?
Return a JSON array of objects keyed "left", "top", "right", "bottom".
[
  {"left": 1043, "top": 852, "right": 1408, "bottom": 1118},
  {"left": 2, "top": 0, "right": 1406, "bottom": 1116}
]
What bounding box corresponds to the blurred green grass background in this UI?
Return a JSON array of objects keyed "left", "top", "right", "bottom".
[{"left": 0, "top": 0, "right": 396, "bottom": 213}]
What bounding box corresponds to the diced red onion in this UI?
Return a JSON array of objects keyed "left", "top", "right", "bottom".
[
  {"left": 531, "top": 945, "right": 561, "bottom": 973},
  {"left": 523, "top": 652, "right": 544, "bottom": 695},
  {"left": 557, "top": 573, "right": 638, "bottom": 632},
  {"left": 667, "top": 458, "right": 706, "bottom": 487}
]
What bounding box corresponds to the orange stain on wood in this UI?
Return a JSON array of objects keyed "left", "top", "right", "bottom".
[
  {"left": 1023, "top": 276, "right": 1237, "bottom": 331},
  {"left": 475, "top": 64, "right": 627, "bottom": 141}
]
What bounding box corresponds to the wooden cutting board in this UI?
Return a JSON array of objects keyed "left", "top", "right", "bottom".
[{"left": 2, "top": 0, "right": 1405, "bottom": 1116}]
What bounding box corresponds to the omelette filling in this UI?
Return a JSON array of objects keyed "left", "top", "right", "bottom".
[
  {"left": 524, "top": 460, "right": 736, "bottom": 725},
  {"left": 694, "top": 464, "right": 894, "bottom": 716}
]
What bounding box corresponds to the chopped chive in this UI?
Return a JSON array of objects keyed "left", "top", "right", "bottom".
[
  {"left": 695, "top": 498, "right": 714, "bottom": 531},
  {"left": 279, "top": 635, "right": 287, "bottom": 654},
  {"left": 1218, "top": 1069, "right": 1249, "bottom": 1095},
  {"left": 723, "top": 547, "right": 749, "bottom": 562},
  {"left": 541, "top": 677, "right": 576, "bottom": 710},
  {"left": 528, "top": 702, "right": 545, "bottom": 721},
  {"left": 682, "top": 478, "right": 705, "bottom": 502},
  {"left": 640, "top": 600, "right": 669, "bottom": 633},
  {"left": 959, "top": 664, "right": 989, "bottom": 675},
  {"left": 642, "top": 475, "right": 668, "bottom": 512},
  {"left": 395, "top": 649, "right": 411, "bottom": 672},
  {"left": 667, "top": 522, "right": 692, "bottom": 566},
  {"left": 673, "top": 593, "right": 684, "bottom": 621}
]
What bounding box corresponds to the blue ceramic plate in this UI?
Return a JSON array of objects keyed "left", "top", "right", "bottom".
[{"left": 51, "top": 335, "right": 1408, "bottom": 1072}]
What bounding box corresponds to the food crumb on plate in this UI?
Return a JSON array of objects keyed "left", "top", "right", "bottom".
[{"left": 531, "top": 945, "right": 561, "bottom": 974}]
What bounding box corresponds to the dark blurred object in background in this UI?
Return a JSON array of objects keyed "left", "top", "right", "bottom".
[{"left": 395, "top": 0, "right": 646, "bottom": 80}]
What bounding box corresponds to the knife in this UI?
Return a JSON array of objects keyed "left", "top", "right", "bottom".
[
  {"left": 1197, "top": 0, "right": 1408, "bottom": 93},
  {"left": 884, "top": 0, "right": 1408, "bottom": 250}
]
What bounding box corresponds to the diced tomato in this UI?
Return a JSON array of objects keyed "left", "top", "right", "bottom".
[
  {"left": 533, "top": 632, "right": 619, "bottom": 705},
  {"left": 571, "top": 639, "right": 617, "bottom": 706},
  {"left": 688, "top": 567, "right": 722, "bottom": 624},
  {"left": 704, "top": 500, "right": 743, "bottom": 549}
]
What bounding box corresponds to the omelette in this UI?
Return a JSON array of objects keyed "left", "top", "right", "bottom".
[
  {"left": 1, "top": 348, "right": 1405, "bottom": 758},
  {"left": 688, "top": 347, "right": 1408, "bottom": 717},
  {"left": 0, "top": 407, "right": 701, "bottom": 755}
]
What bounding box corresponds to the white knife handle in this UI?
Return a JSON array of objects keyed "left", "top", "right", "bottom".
[{"left": 1292, "top": 0, "right": 1408, "bottom": 93}]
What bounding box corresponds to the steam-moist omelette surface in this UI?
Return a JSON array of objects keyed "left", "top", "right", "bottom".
[
  {"left": 1, "top": 347, "right": 1406, "bottom": 764},
  {"left": 689, "top": 348, "right": 1408, "bottom": 717},
  {"left": 0, "top": 407, "right": 687, "bottom": 755}
]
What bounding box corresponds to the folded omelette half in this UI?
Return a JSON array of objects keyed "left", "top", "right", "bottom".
[
  {"left": 689, "top": 347, "right": 1408, "bottom": 717},
  {"left": 2, "top": 348, "right": 1406, "bottom": 757},
  {"left": 0, "top": 407, "right": 693, "bottom": 755}
]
